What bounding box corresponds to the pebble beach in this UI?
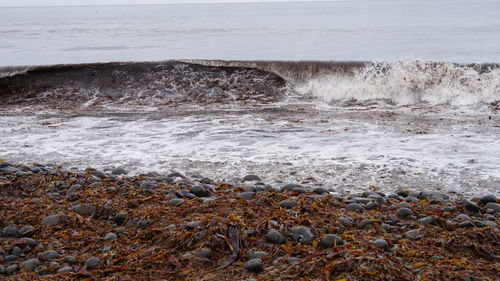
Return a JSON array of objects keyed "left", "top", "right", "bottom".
[{"left": 1, "top": 162, "right": 498, "bottom": 280}]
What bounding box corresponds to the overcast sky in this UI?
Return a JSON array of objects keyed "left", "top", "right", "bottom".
[{"left": 0, "top": 0, "right": 327, "bottom": 7}]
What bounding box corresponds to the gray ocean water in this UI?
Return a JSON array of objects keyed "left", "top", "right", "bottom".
[{"left": 2, "top": 0, "right": 500, "bottom": 66}]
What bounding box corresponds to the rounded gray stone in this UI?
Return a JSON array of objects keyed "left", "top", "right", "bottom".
[
  {"left": 279, "top": 200, "right": 299, "bottom": 208},
  {"left": 396, "top": 208, "right": 414, "bottom": 218},
  {"left": 2, "top": 226, "right": 19, "bottom": 237},
  {"left": 365, "top": 201, "right": 379, "bottom": 210},
  {"left": 373, "top": 239, "right": 389, "bottom": 249},
  {"left": 168, "top": 198, "right": 185, "bottom": 206},
  {"left": 190, "top": 185, "right": 208, "bottom": 197},
  {"left": 85, "top": 257, "right": 100, "bottom": 269},
  {"left": 248, "top": 251, "right": 267, "bottom": 259},
  {"left": 243, "top": 175, "right": 261, "bottom": 182},
  {"left": 463, "top": 200, "right": 480, "bottom": 212},
  {"left": 313, "top": 187, "right": 328, "bottom": 194},
  {"left": 266, "top": 230, "right": 285, "bottom": 244},
  {"left": 290, "top": 226, "right": 314, "bottom": 243},
  {"left": 195, "top": 249, "right": 212, "bottom": 258},
  {"left": 244, "top": 258, "right": 263, "bottom": 273},
  {"left": 237, "top": 192, "right": 255, "bottom": 200},
  {"left": 19, "top": 225, "right": 34, "bottom": 236},
  {"left": 320, "top": 234, "right": 344, "bottom": 248},
  {"left": 455, "top": 214, "right": 471, "bottom": 222},
  {"left": 485, "top": 202, "right": 500, "bottom": 212},
  {"left": 111, "top": 168, "right": 128, "bottom": 175},
  {"left": 338, "top": 216, "right": 354, "bottom": 227},
  {"left": 72, "top": 204, "right": 96, "bottom": 216},
  {"left": 480, "top": 194, "right": 497, "bottom": 205},
  {"left": 42, "top": 215, "right": 61, "bottom": 226},
  {"left": 419, "top": 216, "right": 435, "bottom": 225},
  {"left": 104, "top": 232, "right": 118, "bottom": 241},
  {"left": 345, "top": 203, "right": 364, "bottom": 212},
  {"left": 38, "top": 250, "right": 60, "bottom": 261},
  {"left": 57, "top": 266, "right": 73, "bottom": 273},
  {"left": 281, "top": 184, "right": 303, "bottom": 192}
]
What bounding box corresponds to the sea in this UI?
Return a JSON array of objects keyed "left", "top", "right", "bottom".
[{"left": 0, "top": 0, "right": 499, "bottom": 196}]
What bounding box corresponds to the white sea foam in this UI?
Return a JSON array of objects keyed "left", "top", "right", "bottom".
[{"left": 296, "top": 60, "right": 500, "bottom": 105}]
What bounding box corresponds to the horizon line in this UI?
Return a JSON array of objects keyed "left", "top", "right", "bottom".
[{"left": 0, "top": 0, "right": 339, "bottom": 8}]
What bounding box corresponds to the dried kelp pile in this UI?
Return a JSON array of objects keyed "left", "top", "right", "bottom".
[{"left": 0, "top": 162, "right": 499, "bottom": 280}]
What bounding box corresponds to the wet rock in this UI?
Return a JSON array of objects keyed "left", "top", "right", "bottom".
[
  {"left": 0, "top": 265, "right": 5, "bottom": 274},
  {"left": 480, "top": 194, "right": 497, "bottom": 205},
  {"left": 21, "top": 237, "right": 37, "bottom": 247},
  {"left": 238, "top": 192, "right": 255, "bottom": 200},
  {"left": 458, "top": 221, "right": 474, "bottom": 228},
  {"left": 396, "top": 190, "right": 409, "bottom": 197},
  {"left": 419, "top": 216, "right": 435, "bottom": 225},
  {"left": 63, "top": 256, "right": 77, "bottom": 264},
  {"left": 104, "top": 232, "right": 117, "bottom": 241},
  {"left": 352, "top": 197, "right": 371, "bottom": 204},
  {"left": 373, "top": 239, "right": 389, "bottom": 249},
  {"left": 66, "top": 184, "right": 81, "bottom": 197},
  {"left": 381, "top": 223, "right": 391, "bottom": 231},
  {"left": 396, "top": 208, "right": 414, "bottom": 218},
  {"left": 463, "top": 200, "right": 480, "bottom": 212},
  {"left": 85, "top": 257, "right": 100, "bottom": 269},
  {"left": 281, "top": 184, "right": 303, "bottom": 192},
  {"left": 248, "top": 251, "right": 267, "bottom": 259},
  {"left": 287, "top": 257, "right": 301, "bottom": 264},
  {"left": 139, "top": 181, "right": 157, "bottom": 190},
  {"left": 292, "top": 187, "right": 306, "bottom": 193},
  {"left": 185, "top": 221, "right": 201, "bottom": 230},
  {"left": 57, "top": 266, "right": 73, "bottom": 273},
  {"left": 357, "top": 219, "right": 372, "bottom": 229},
  {"left": 266, "top": 230, "right": 285, "bottom": 244},
  {"left": 190, "top": 185, "right": 209, "bottom": 197},
  {"left": 113, "top": 212, "right": 128, "bottom": 225},
  {"left": 405, "top": 196, "right": 419, "bottom": 203},
  {"left": 167, "top": 172, "right": 185, "bottom": 178},
  {"left": 320, "top": 234, "right": 344, "bottom": 248},
  {"left": 404, "top": 229, "right": 423, "bottom": 240},
  {"left": 484, "top": 214, "right": 495, "bottom": 221},
  {"left": 38, "top": 250, "right": 60, "bottom": 261},
  {"left": 88, "top": 182, "right": 103, "bottom": 188},
  {"left": 111, "top": 168, "right": 128, "bottom": 175},
  {"left": 243, "top": 175, "right": 261, "bottom": 182},
  {"left": 346, "top": 203, "right": 364, "bottom": 212},
  {"left": 195, "top": 249, "right": 212, "bottom": 258},
  {"left": 168, "top": 198, "right": 185, "bottom": 206},
  {"left": 313, "top": 187, "right": 328, "bottom": 194},
  {"left": 279, "top": 200, "right": 299, "bottom": 208},
  {"left": 455, "top": 214, "right": 471, "bottom": 222},
  {"left": 41, "top": 215, "right": 61, "bottom": 226},
  {"left": 72, "top": 204, "right": 96, "bottom": 216},
  {"left": 393, "top": 202, "right": 411, "bottom": 209},
  {"left": 476, "top": 220, "right": 496, "bottom": 227},
  {"left": 19, "top": 226, "right": 34, "bottom": 236},
  {"left": 338, "top": 216, "right": 354, "bottom": 227},
  {"left": 6, "top": 264, "right": 18, "bottom": 274},
  {"left": 5, "top": 255, "right": 18, "bottom": 262},
  {"left": 290, "top": 226, "right": 314, "bottom": 243},
  {"left": 244, "top": 258, "right": 263, "bottom": 273},
  {"left": 49, "top": 262, "right": 60, "bottom": 268},
  {"left": 485, "top": 202, "right": 500, "bottom": 212},
  {"left": 2, "top": 226, "right": 19, "bottom": 237},
  {"left": 365, "top": 201, "right": 379, "bottom": 210},
  {"left": 11, "top": 246, "right": 22, "bottom": 256}
]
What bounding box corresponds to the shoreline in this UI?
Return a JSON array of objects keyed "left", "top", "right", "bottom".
[{"left": 1, "top": 162, "right": 498, "bottom": 280}]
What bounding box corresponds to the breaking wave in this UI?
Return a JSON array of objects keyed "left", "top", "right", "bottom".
[{"left": 0, "top": 60, "right": 499, "bottom": 109}]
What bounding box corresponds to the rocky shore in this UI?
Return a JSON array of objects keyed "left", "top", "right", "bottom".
[{"left": 0, "top": 162, "right": 498, "bottom": 280}]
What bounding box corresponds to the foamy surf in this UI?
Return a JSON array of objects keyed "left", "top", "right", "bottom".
[{"left": 0, "top": 60, "right": 498, "bottom": 197}]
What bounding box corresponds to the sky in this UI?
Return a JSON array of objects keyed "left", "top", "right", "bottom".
[{"left": 0, "top": 0, "right": 327, "bottom": 7}]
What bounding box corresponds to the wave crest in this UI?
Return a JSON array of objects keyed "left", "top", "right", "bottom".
[{"left": 296, "top": 60, "right": 500, "bottom": 105}]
